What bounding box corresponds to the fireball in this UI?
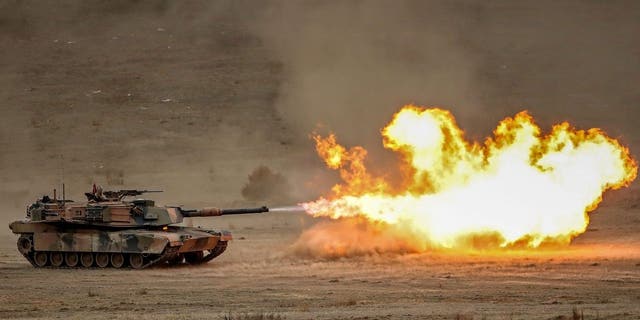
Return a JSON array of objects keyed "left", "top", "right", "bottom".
[{"left": 301, "top": 105, "right": 637, "bottom": 251}]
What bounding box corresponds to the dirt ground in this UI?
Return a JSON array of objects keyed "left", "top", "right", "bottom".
[
  {"left": 1, "top": 209, "right": 640, "bottom": 320},
  {"left": 1, "top": 1, "right": 640, "bottom": 319}
]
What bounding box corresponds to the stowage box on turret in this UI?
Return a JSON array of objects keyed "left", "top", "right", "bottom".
[{"left": 9, "top": 187, "right": 268, "bottom": 269}]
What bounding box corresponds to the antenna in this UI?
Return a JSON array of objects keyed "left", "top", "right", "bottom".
[{"left": 60, "top": 154, "right": 66, "bottom": 204}]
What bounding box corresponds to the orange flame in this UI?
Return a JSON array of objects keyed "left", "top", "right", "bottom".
[{"left": 301, "top": 105, "right": 637, "bottom": 251}]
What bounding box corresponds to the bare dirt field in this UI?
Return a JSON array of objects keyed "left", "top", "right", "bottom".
[{"left": 1, "top": 1, "right": 640, "bottom": 319}]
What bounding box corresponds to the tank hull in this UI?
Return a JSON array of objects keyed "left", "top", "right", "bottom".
[{"left": 10, "top": 221, "right": 231, "bottom": 268}]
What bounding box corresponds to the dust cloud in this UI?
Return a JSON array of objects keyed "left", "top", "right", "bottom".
[
  {"left": 251, "top": 1, "right": 640, "bottom": 151},
  {"left": 251, "top": 2, "right": 481, "bottom": 154},
  {"left": 289, "top": 218, "right": 420, "bottom": 259},
  {"left": 241, "top": 165, "right": 292, "bottom": 205}
]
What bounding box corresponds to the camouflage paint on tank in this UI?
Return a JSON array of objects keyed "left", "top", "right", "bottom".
[
  {"left": 27, "top": 227, "right": 229, "bottom": 255},
  {"left": 32, "top": 230, "right": 168, "bottom": 254},
  {"left": 9, "top": 188, "right": 268, "bottom": 268}
]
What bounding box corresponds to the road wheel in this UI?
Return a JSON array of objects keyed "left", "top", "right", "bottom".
[
  {"left": 50, "top": 252, "right": 64, "bottom": 267},
  {"left": 168, "top": 254, "right": 184, "bottom": 265},
  {"left": 184, "top": 251, "right": 204, "bottom": 264},
  {"left": 95, "top": 253, "right": 109, "bottom": 268},
  {"left": 129, "top": 254, "right": 144, "bottom": 269},
  {"left": 34, "top": 252, "right": 48, "bottom": 267},
  {"left": 80, "top": 253, "right": 94, "bottom": 267},
  {"left": 65, "top": 252, "right": 79, "bottom": 267},
  {"left": 110, "top": 253, "right": 125, "bottom": 268},
  {"left": 17, "top": 236, "right": 33, "bottom": 255}
]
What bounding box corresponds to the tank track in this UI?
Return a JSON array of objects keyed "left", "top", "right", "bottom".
[
  {"left": 16, "top": 234, "right": 228, "bottom": 269},
  {"left": 201, "top": 240, "right": 228, "bottom": 262}
]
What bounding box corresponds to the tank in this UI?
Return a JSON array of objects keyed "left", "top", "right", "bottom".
[{"left": 8, "top": 187, "right": 269, "bottom": 269}]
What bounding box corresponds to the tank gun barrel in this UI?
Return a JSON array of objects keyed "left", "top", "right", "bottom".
[
  {"left": 182, "top": 206, "right": 269, "bottom": 217},
  {"left": 220, "top": 206, "right": 269, "bottom": 215},
  {"left": 120, "top": 189, "right": 163, "bottom": 196}
]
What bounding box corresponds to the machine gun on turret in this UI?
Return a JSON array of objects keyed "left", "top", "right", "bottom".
[
  {"left": 84, "top": 188, "right": 162, "bottom": 202},
  {"left": 103, "top": 189, "right": 163, "bottom": 201}
]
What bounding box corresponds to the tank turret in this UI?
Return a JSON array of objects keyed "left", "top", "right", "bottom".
[{"left": 9, "top": 187, "right": 269, "bottom": 269}]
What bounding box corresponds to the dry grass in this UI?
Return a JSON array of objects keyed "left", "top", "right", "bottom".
[
  {"left": 334, "top": 298, "right": 357, "bottom": 307},
  {"left": 222, "top": 312, "right": 285, "bottom": 320},
  {"left": 550, "top": 307, "right": 587, "bottom": 320}
]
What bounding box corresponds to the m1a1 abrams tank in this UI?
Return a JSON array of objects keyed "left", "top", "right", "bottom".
[{"left": 9, "top": 186, "right": 269, "bottom": 269}]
